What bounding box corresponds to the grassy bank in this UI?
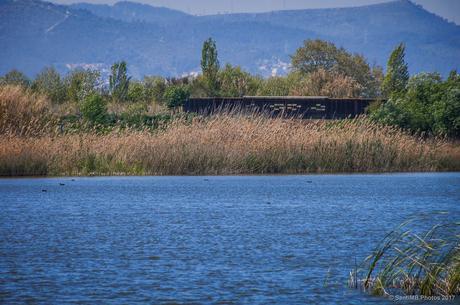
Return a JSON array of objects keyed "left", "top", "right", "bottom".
[{"left": 1, "top": 115, "right": 459, "bottom": 176}]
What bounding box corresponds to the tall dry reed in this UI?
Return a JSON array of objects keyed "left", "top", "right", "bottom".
[
  {"left": 1, "top": 114, "right": 458, "bottom": 176},
  {"left": 0, "top": 85, "right": 57, "bottom": 136}
]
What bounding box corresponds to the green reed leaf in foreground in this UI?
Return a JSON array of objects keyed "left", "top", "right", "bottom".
[{"left": 351, "top": 213, "right": 460, "bottom": 298}]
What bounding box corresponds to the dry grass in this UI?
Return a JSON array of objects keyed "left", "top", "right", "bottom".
[
  {"left": 1, "top": 84, "right": 458, "bottom": 176},
  {"left": 0, "top": 85, "right": 57, "bottom": 136},
  {"left": 1, "top": 114, "right": 459, "bottom": 176}
]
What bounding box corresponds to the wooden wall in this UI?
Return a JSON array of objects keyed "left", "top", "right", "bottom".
[{"left": 184, "top": 96, "right": 377, "bottom": 119}]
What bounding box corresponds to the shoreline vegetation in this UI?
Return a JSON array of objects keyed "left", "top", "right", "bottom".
[
  {"left": 1, "top": 39, "right": 459, "bottom": 177},
  {"left": 2, "top": 120, "right": 459, "bottom": 177},
  {"left": 1, "top": 86, "right": 459, "bottom": 176}
]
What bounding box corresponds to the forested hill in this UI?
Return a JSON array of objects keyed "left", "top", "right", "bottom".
[
  {"left": 70, "top": 1, "right": 191, "bottom": 25},
  {"left": 1, "top": 0, "right": 459, "bottom": 78}
]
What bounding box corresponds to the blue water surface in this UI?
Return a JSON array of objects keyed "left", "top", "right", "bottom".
[{"left": 0, "top": 174, "right": 459, "bottom": 304}]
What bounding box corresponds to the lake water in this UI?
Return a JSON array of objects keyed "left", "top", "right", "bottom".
[{"left": 0, "top": 174, "right": 459, "bottom": 304}]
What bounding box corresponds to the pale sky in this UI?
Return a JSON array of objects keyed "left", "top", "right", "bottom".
[{"left": 52, "top": 0, "right": 460, "bottom": 24}]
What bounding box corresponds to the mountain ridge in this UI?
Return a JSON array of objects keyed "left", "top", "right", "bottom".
[
  {"left": 0, "top": 0, "right": 458, "bottom": 78},
  {"left": 70, "top": 1, "right": 193, "bottom": 24}
]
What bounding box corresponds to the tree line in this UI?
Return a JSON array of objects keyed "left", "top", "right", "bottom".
[{"left": 1, "top": 38, "right": 459, "bottom": 137}]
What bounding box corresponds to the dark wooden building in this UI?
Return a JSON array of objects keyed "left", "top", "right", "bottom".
[{"left": 184, "top": 96, "right": 378, "bottom": 119}]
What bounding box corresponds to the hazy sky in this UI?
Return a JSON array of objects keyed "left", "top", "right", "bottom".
[{"left": 52, "top": 0, "right": 460, "bottom": 24}]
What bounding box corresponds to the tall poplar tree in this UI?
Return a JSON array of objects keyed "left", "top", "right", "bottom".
[
  {"left": 382, "top": 43, "right": 409, "bottom": 97},
  {"left": 109, "top": 61, "right": 131, "bottom": 102},
  {"left": 201, "top": 38, "right": 220, "bottom": 96}
]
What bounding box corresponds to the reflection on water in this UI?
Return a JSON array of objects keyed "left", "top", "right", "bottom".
[{"left": 0, "top": 174, "right": 459, "bottom": 304}]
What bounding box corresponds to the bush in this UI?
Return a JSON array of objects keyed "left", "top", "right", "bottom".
[
  {"left": 257, "top": 76, "right": 290, "bottom": 96},
  {"left": 127, "top": 81, "right": 146, "bottom": 103},
  {"left": 80, "top": 94, "right": 107, "bottom": 125},
  {"left": 218, "top": 64, "right": 260, "bottom": 97},
  {"left": 370, "top": 71, "right": 460, "bottom": 137},
  {"left": 121, "top": 102, "right": 148, "bottom": 125},
  {"left": 64, "top": 69, "right": 101, "bottom": 104},
  {"left": 0, "top": 70, "right": 30, "bottom": 88},
  {"left": 163, "top": 85, "right": 190, "bottom": 109},
  {"left": 432, "top": 72, "right": 460, "bottom": 137},
  {"left": 32, "top": 67, "right": 66, "bottom": 104},
  {"left": 144, "top": 76, "right": 166, "bottom": 103}
]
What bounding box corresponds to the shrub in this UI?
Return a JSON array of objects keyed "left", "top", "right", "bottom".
[
  {"left": 218, "top": 64, "right": 260, "bottom": 97},
  {"left": 32, "top": 67, "right": 66, "bottom": 104},
  {"left": 188, "top": 76, "right": 209, "bottom": 98},
  {"left": 163, "top": 85, "right": 190, "bottom": 109},
  {"left": 64, "top": 69, "right": 101, "bottom": 104},
  {"left": 257, "top": 76, "right": 290, "bottom": 96},
  {"left": 127, "top": 81, "right": 146, "bottom": 103},
  {"left": 0, "top": 70, "right": 30, "bottom": 88},
  {"left": 144, "top": 76, "right": 167, "bottom": 103},
  {"left": 432, "top": 72, "right": 460, "bottom": 137},
  {"left": 370, "top": 71, "right": 460, "bottom": 137},
  {"left": 80, "top": 94, "right": 107, "bottom": 125},
  {"left": 121, "top": 102, "right": 148, "bottom": 125}
]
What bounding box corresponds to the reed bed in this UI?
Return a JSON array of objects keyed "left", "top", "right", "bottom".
[
  {"left": 349, "top": 214, "right": 459, "bottom": 299},
  {"left": 0, "top": 85, "right": 57, "bottom": 136},
  {"left": 1, "top": 84, "right": 458, "bottom": 176},
  {"left": 1, "top": 113, "right": 459, "bottom": 176}
]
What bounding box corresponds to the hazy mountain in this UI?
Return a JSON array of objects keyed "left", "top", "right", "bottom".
[
  {"left": 0, "top": 0, "right": 459, "bottom": 78},
  {"left": 70, "top": 1, "right": 191, "bottom": 25}
]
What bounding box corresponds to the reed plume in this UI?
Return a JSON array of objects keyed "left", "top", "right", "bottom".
[{"left": 1, "top": 113, "right": 458, "bottom": 176}]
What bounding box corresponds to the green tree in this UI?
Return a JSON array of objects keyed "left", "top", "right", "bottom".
[
  {"left": 219, "top": 64, "right": 260, "bottom": 97},
  {"left": 402, "top": 73, "right": 441, "bottom": 132},
  {"left": 64, "top": 69, "right": 100, "bottom": 104},
  {"left": 201, "top": 38, "right": 220, "bottom": 96},
  {"left": 80, "top": 94, "right": 107, "bottom": 125},
  {"left": 368, "top": 66, "right": 384, "bottom": 98},
  {"left": 0, "top": 70, "right": 30, "bottom": 87},
  {"left": 127, "top": 81, "right": 146, "bottom": 103},
  {"left": 32, "top": 67, "right": 66, "bottom": 104},
  {"left": 382, "top": 43, "right": 409, "bottom": 97},
  {"left": 163, "top": 85, "right": 190, "bottom": 109},
  {"left": 144, "top": 76, "right": 167, "bottom": 103},
  {"left": 370, "top": 98, "right": 407, "bottom": 129},
  {"left": 432, "top": 71, "right": 460, "bottom": 137},
  {"left": 289, "top": 69, "right": 362, "bottom": 98},
  {"left": 290, "top": 39, "right": 381, "bottom": 97},
  {"left": 291, "top": 40, "right": 340, "bottom": 74},
  {"left": 109, "top": 61, "right": 131, "bottom": 102},
  {"left": 433, "top": 89, "right": 460, "bottom": 137},
  {"left": 371, "top": 72, "right": 460, "bottom": 137},
  {"left": 257, "top": 76, "right": 291, "bottom": 96},
  {"left": 188, "top": 76, "right": 209, "bottom": 98}
]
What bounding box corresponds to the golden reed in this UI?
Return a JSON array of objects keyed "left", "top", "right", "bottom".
[{"left": 0, "top": 85, "right": 459, "bottom": 176}]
